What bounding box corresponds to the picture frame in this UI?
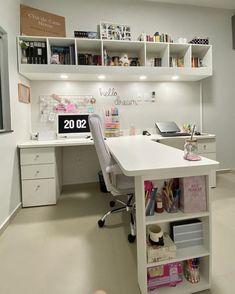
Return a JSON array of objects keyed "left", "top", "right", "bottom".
[
  {"left": 18, "top": 83, "right": 30, "bottom": 104},
  {"left": 100, "top": 22, "right": 131, "bottom": 41}
]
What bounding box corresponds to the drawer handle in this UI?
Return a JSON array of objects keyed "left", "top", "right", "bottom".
[
  {"left": 35, "top": 170, "right": 40, "bottom": 176},
  {"left": 34, "top": 155, "right": 40, "bottom": 161},
  {"left": 35, "top": 185, "right": 40, "bottom": 191},
  {"left": 203, "top": 145, "right": 207, "bottom": 150}
]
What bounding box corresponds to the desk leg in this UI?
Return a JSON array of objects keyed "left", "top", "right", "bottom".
[{"left": 135, "top": 176, "right": 147, "bottom": 294}]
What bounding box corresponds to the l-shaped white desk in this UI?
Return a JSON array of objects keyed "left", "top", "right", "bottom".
[
  {"left": 18, "top": 134, "right": 218, "bottom": 294},
  {"left": 18, "top": 133, "right": 216, "bottom": 207}
]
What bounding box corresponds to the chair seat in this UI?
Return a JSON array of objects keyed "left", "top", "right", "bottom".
[{"left": 115, "top": 174, "right": 134, "bottom": 194}]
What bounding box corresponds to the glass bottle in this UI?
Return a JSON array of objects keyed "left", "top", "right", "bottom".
[
  {"left": 155, "top": 192, "right": 164, "bottom": 213},
  {"left": 129, "top": 124, "right": 136, "bottom": 136}
]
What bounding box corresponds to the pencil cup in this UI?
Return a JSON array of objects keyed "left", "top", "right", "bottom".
[
  {"left": 163, "top": 189, "right": 179, "bottom": 213},
  {"left": 184, "top": 259, "right": 200, "bottom": 284}
]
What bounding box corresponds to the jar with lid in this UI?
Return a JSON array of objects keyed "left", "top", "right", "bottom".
[{"left": 184, "top": 138, "right": 200, "bottom": 161}]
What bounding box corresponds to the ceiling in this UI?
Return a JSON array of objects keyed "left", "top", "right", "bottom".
[{"left": 145, "top": 0, "right": 235, "bottom": 10}]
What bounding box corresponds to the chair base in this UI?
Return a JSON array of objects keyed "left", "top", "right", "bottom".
[{"left": 97, "top": 194, "right": 136, "bottom": 243}]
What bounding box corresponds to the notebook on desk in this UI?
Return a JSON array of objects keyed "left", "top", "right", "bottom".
[{"left": 155, "top": 121, "right": 190, "bottom": 137}]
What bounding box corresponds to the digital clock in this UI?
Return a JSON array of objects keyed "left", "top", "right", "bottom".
[{"left": 57, "top": 114, "right": 90, "bottom": 137}]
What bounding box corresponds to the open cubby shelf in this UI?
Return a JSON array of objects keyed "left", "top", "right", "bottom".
[{"left": 17, "top": 36, "right": 212, "bottom": 81}]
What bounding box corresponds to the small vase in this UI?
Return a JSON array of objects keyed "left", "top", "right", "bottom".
[{"left": 21, "top": 48, "right": 28, "bottom": 64}]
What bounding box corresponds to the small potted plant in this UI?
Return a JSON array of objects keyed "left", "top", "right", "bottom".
[{"left": 19, "top": 40, "right": 28, "bottom": 64}]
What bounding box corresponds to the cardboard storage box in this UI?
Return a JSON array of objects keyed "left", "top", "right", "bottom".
[
  {"left": 179, "top": 176, "right": 207, "bottom": 213},
  {"left": 147, "top": 233, "right": 176, "bottom": 263},
  {"left": 170, "top": 219, "right": 203, "bottom": 248}
]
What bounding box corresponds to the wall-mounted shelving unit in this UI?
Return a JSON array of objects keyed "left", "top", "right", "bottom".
[{"left": 17, "top": 36, "right": 212, "bottom": 82}]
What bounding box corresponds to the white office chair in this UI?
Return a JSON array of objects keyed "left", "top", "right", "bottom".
[{"left": 89, "top": 114, "right": 136, "bottom": 243}]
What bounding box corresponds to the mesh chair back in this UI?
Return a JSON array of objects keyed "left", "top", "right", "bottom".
[{"left": 89, "top": 114, "right": 114, "bottom": 192}]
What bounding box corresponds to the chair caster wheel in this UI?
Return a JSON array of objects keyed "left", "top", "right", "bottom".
[
  {"left": 98, "top": 219, "right": 105, "bottom": 227},
  {"left": 109, "top": 200, "right": 116, "bottom": 207},
  {"left": 128, "top": 234, "right": 136, "bottom": 243}
]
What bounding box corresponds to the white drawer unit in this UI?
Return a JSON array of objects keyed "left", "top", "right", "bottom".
[
  {"left": 22, "top": 179, "right": 56, "bottom": 207},
  {"left": 20, "top": 147, "right": 59, "bottom": 207},
  {"left": 197, "top": 139, "right": 216, "bottom": 154},
  {"left": 21, "top": 164, "right": 55, "bottom": 180},
  {"left": 21, "top": 147, "right": 55, "bottom": 165}
]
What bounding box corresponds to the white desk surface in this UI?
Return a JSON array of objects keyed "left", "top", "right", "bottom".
[
  {"left": 17, "top": 133, "right": 215, "bottom": 149},
  {"left": 18, "top": 137, "right": 94, "bottom": 148},
  {"left": 152, "top": 133, "right": 215, "bottom": 140},
  {"left": 106, "top": 135, "right": 219, "bottom": 177}
]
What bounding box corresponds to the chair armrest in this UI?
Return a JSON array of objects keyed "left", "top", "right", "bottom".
[{"left": 106, "top": 164, "right": 122, "bottom": 175}]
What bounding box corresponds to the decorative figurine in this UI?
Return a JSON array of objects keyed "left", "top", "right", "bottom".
[{"left": 119, "top": 54, "right": 130, "bottom": 66}]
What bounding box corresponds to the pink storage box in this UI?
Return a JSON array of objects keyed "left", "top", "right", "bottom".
[
  {"left": 147, "top": 262, "right": 183, "bottom": 290},
  {"left": 179, "top": 176, "right": 207, "bottom": 213}
]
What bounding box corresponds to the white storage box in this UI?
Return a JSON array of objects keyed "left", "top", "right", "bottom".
[
  {"left": 170, "top": 219, "right": 203, "bottom": 248},
  {"left": 147, "top": 233, "right": 176, "bottom": 263}
]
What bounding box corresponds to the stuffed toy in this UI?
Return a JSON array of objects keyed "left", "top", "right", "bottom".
[{"left": 119, "top": 53, "right": 130, "bottom": 66}]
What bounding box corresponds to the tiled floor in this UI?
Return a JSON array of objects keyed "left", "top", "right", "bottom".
[{"left": 0, "top": 172, "right": 234, "bottom": 294}]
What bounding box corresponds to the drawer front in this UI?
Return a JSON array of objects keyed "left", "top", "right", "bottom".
[
  {"left": 160, "top": 138, "right": 185, "bottom": 150},
  {"left": 22, "top": 179, "right": 56, "bottom": 207},
  {"left": 21, "top": 164, "right": 55, "bottom": 180},
  {"left": 197, "top": 139, "right": 216, "bottom": 153},
  {"left": 21, "top": 148, "right": 55, "bottom": 165},
  {"left": 199, "top": 152, "right": 216, "bottom": 161}
]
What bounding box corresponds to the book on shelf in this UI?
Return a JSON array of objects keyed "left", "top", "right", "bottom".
[
  {"left": 23, "top": 41, "right": 47, "bottom": 64},
  {"left": 145, "top": 188, "right": 157, "bottom": 216},
  {"left": 170, "top": 56, "right": 184, "bottom": 67},
  {"left": 192, "top": 57, "right": 202, "bottom": 68},
  {"left": 50, "top": 45, "right": 76, "bottom": 65}
]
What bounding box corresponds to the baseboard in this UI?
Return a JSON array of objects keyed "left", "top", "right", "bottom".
[
  {"left": 0, "top": 203, "right": 22, "bottom": 236},
  {"left": 62, "top": 181, "right": 99, "bottom": 191},
  {"left": 217, "top": 169, "right": 232, "bottom": 174}
]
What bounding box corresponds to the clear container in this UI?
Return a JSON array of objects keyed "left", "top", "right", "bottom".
[
  {"left": 163, "top": 189, "right": 180, "bottom": 213},
  {"left": 184, "top": 138, "right": 200, "bottom": 161},
  {"left": 129, "top": 124, "right": 136, "bottom": 136}
]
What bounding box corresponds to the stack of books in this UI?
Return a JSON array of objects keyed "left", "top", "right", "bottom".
[
  {"left": 191, "top": 57, "right": 202, "bottom": 68},
  {"left": 78, "top": 54, "right": 102, "bottom": 66},
  {"left": 22, "top": 41, "right": 47, "bottom": 64},
  {"left": 170, "top": 56, "right": 184, "bottom": 67},
  {"left": 50, "top": 45, "right": 76, "bottom": 65},
  {"left": 154, "top": 58, "right": 162, "bottom": 67}
]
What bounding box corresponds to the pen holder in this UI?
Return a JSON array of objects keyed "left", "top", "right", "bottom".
[
  {"left": 163, "top": 189, "right": 180, "bottom": 213},
  {"left": 184, "top": 259, "right": 200, "bottom": 284}
]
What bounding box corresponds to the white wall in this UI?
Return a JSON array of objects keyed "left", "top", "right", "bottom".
[
  {"left": 30, "top": 81, "right": 200, "bottom": 184},
  {"left": 0, "top": 0, "right": 31, "bottom": 228},
  {"left": 22, "top": 0, "right": 235, "bottom": 171}
]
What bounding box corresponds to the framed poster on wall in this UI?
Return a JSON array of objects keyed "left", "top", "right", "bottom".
[
  {"left": 20, "top": 5, "right": 66, "bottom": 37},
  {"left": 18, "top": 83, "right": 30, "bottom": 104}
]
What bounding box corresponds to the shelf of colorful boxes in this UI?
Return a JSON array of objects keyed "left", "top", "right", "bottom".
[{"left": 103, "top": 107, "right": 120, "bottom": 137}]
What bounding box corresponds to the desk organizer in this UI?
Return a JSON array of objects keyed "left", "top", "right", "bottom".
[
  {"left": 147, "top": 232, "right": 176, "bottom": 263},
  {"left": 103, "top": 107, "right": 120, "bottom": 137},
  {"left": 147, "top": 262, "right": 183, "bottom": 290},
  {"left": 184, "top": 258, "right": 200, "bottom": 283},
  {"left": 179, "top": 176, "right": 207, "bottom": 213},
  {"left": 170, "top": 219, "right": 203, "bottom": 248}
]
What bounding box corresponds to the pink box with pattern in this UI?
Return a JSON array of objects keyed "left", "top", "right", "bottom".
[
  {"left": 179, "top": 176, "right": 207, "bottom": 213},
  {"left": 147, "top": 262, "right": 183, "bottom": 290}
]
